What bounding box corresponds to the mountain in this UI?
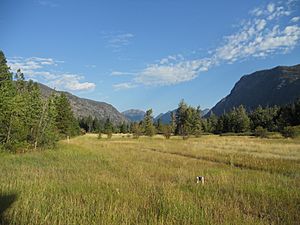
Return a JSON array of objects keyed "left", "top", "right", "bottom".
[
  {"left": 208, "top": 64, "right": 300, "bottom": 116},
  {"left": 122, "top": 109, "right": 145, "bottom": 122},
  {"left": 155, "top": 108, "right": 210, "bottom": 124},
  {"left": 38, "top": 83, "right": 128, "bottom": 124},
  {"left": 155, "top": 110, "right": 176, "bottom": 124}
]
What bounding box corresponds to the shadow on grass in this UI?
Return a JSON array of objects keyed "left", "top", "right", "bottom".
[{"left": 0, "top": 194, "right": 17, "bottom": 225}]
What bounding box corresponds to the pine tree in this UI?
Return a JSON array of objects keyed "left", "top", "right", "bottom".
[
  {"left": 120, "top": 122, "right": 127, "bottom": 134},
  {"left": 234, "top": 105, "right": 250, "bottom": 133},
  {"left": 86, "top": 115, "right": 93, "bottom": 133},
  {"left": 54, "top": 93, "right": 77, "bottom": 138},
  {"left": 92, "top": 117, "right": 101, "bottom": 133},
  {"left": 104, "top": 118, "right": 113, "bottom": 134},
  {"left": 143, "top": 109, "right": 155, "bottom": 136},
  {"left": 175, "top": 100, "right": 188, "bottom": 135},
  {"left": 0, "top": 51, "right": 15, "bottom": 147},
  {"left": 192, "top": 106, "right": 202, "bottom": 137}
]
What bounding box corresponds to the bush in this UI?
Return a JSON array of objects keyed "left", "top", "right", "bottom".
[
  {"left": 254, "top": 126, "right": 268, "bottom": 138},
  {"left": 281, "top": 126, "right": 300, "bottom": 138},
  {"left": 182, "top": 135, "right": 189, "bottom": 140},
  {"left": 107, "top": 132, "right": 112, "bottom": 139},
  {"left": 219, "top": 132, "right": 252, "bottom": 137},
  {"left": 132, "top": 133, "right": 140, "bottom": 139},
  {"left": 162, "top": 125, "right": 172, "bottom": 139},
  {"left": 80, "top": 128, "right": 86, "bottom": 135}
]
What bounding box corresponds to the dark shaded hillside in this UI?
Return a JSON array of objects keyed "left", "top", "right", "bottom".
[
  {"left": 38, "top": 83, "right": 128, "bottom": 124},
  {"left": 209, "top": 64, "right": 300, "bottom": 116},
  {"left": 122, "top": 109, "right": 145, "bottom": 122}
]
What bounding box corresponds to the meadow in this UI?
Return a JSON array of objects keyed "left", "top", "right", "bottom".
[{"left": 0, "top": 134, "right": 299, "bottom": 225}]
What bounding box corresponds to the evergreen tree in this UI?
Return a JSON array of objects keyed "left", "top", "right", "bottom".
[
  {"left": 54, "top": 93, "right": 78, "bottom": 138},
  {"left": 104, "top": 118, "right": 113, "bottom": 134},
  {"left": 249, "top": 105, "right": 279, "bottom": 131},
  {"left": 120, "top": 122, "right": 128, "bottom": 134},
  {"left": 191, "top": 106, "right": 202, "bottom": 137},
  {"left": 234, "top": 105, "right": 250, "bottom": 133},
  {"left": 0, "top": 51, "right": 15, "bottom": 146},
  {"left": 143, "top": 109, "right": 155, "bottom": 136},
  {"left": 175, "top": 100, "right": 188, "bottom": 135},
  {"left": 170, "top": 111, "right": 176, "bottom": 133},
  {"left": 0, "top": 51, "right": 80, "bottom": 151},
  {"left": 92, "top": 117, "right": 101, "bottom": 133}
]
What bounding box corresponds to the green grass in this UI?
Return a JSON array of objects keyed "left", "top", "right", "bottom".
[{"left": 0, "top": 134, "right": 299, "bottom": 224}]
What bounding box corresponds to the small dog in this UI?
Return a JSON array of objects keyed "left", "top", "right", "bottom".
[{"left": 196, "top": 176, "right": 205, "bottom": 184}]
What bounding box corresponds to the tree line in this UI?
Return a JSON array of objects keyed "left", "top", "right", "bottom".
[
  {"left": 0, "top": 51, "right": 80, "bottom": 152},
  {"left": 79, "top": 97, "right": 300, "bottom": 139}
]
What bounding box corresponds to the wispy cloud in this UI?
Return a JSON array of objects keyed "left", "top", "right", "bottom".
[
  {"left": 113, "top": 82, "right": 136, "bottom": 91},
  {"left": 8, "top": 57, "right": 96, "bottom": 91},
  {"left": 291, "top": 16, "right": 300, "bottom": 22},
  {"left": 103, "top": 32, "right": 134, "bottom": 52},
  {"left": 110, "top": 71, "right": 136, "bottom": 76},
  {"left": 115, "top": 0, "right": 300, "bottom": 88}
]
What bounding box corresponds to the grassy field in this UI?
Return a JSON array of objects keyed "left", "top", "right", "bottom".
[{"left": 0, "top": 134, "right": 299, "bottom": 225}]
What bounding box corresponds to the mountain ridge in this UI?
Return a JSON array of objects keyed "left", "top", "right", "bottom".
[
  {"left": 38, "top": 83, "right": 128, "bottom": 124},
  {"left": 208, "top": 64, "right": 300, "bottom": 116}
]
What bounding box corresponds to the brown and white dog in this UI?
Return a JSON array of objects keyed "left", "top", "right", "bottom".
[{"left": 196, "top": 176, "right": 205, "bottom": 184}]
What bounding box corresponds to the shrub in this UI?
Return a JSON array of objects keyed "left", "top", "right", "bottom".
[
  {"left": 281, "top": 126, "right": 300, "bottom": 138},
  {"left": 107, "top": 132, "right": 112, "bottom": 139},
  {"left": 162, "top": 125, "right": 172, "bottom": 139},
  {"left": 182, "top": 135, "right": 189, "bottom": 140},
  {"left": 80, "top": 128, "right": 86, "bottom": 135},
  {"left": 254, "top": 126, "right": 268, "bottom": 138}
]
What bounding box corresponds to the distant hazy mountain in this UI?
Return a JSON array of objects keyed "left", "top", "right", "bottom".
[
  {"left": 122, "top": 109, "right": 145, "bottom": 122},
  {"left": 38, "top": 83, "right": 128, "bottom": 124},
  {"left": 155, "top": 108, "right": 210, "bottom": 124},
  {"left": 208, "top": 64, "right": 300, "bottom": 116},
  {"left": 154, "top": 110, "right": 176, "bottom": 124}
]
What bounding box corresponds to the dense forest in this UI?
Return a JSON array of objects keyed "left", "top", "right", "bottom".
[{"left": 1, "top": 50, "right": 300, "bottom": 152}]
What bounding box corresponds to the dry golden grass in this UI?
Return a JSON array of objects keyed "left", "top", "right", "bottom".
[{"left": 0, "top": 134, "right": 299, "bottom": 224}]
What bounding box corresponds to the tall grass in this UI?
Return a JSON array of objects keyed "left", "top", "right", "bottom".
[{"left": 0, "top": 134, "right": 299, "bottom": 224}]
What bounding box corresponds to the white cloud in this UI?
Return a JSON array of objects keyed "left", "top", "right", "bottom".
[
  {"left": 7, "top": 57, "right": 96, "bottom": 91},
  {"left": 267, "top": 3, "right": 275, "bottom": 13},
  {"left": 130, "top": 0, "right": 300, "bottom": 87},
  {"left": 256, "top": 19, "right": 267, "bottom": 31},
  {"left": 50, "top": 74, "right": 96, "bottom": 91},
  {"left": 8, "top": 57, "right": 58, "bottom": 72},
  {"left": 113, "top": 82, "right": 136, "bottom": 91},
  {"left": 291, "top": 16, "right": 300, "bottom": 22},
  {"left": 110, "top": 71, "right": 136, "bottom": 76}
]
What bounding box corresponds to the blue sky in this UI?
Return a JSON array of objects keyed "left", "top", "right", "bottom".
[{"left": 1, "top": 0, "right": 300, "bottom": 116}]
